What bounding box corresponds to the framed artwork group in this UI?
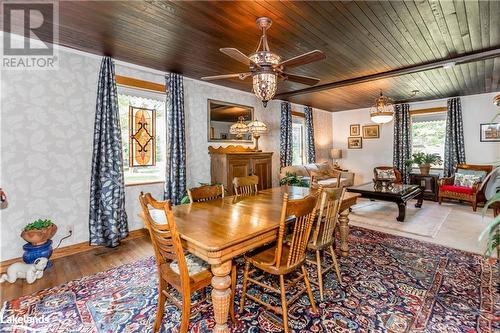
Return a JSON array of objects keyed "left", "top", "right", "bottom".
[{"left": 348, "top": 123, "right": 380, "bottom": 149}]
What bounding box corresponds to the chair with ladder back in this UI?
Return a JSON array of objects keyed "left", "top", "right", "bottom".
[
  {"left": 307, "top": 187, "right": 345, "bottom": 300},
  {"left": 233, "top": 175, "right": 259, "bottom": 196},
  {"left": 139, "top": 192, "right": 236, "bottom": 332},
  {"left": 239, "top": 190, "right": 321, "bottom": 333},
  {"left": 187, "top": 184, "right": 224, "bottom": 203}
]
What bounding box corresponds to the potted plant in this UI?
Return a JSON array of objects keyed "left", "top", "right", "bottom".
[
  {"left": 279, "top": 172, "right": 308, "bottom": 188},
  {"left": 21, "top": 219, "right": 57, "bottom": 246},
  {"left": 405, "top": 152, "right": 442, "bottom": 176}
]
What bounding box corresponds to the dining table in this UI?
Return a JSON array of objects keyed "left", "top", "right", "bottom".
[{"left": 168, "top": 186, "right": 360, "bottom": 333}]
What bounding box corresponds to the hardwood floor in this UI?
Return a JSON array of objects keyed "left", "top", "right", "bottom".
[{"left": 0, "top": 236, "right": 154, "bottom": 303}]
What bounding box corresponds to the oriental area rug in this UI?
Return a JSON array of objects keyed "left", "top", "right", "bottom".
[{"left": 1, "top": 227, "right": 498, "bottom": 333}]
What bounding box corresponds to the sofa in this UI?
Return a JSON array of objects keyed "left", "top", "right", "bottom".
[{"left": 279, "top": 162, "right": 355, "bottom": 188}]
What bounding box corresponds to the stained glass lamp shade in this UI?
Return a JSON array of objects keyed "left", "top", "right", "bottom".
[
  {"left": 247, "top": 119, "right": 268, "bottom": 150},
  {"left": 230, "top": 116, "right": 249, "bottom": 139},
  {"left": 370, "top": 91, "right": 394, "bottom": 124},
  {"left": 250, "top": 52, "right": 280, "bottom": 107}
]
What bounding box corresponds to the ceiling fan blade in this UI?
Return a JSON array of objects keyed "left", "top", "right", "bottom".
[
  {"left": 201, "top": 73, "right": 252, "bottom": 81},
  {"left": 220, "top": 48, "right": 260, "bottom": 68},
  {"left": 278, "top": 50, "right": 326, "bottom": 68},
  {"left": 281, "top": 73, "right": 320, "bottom": 86}
]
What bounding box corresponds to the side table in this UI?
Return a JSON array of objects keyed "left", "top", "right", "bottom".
[{"left": 410, "top": 173, "right": 439, "bottom": 201}]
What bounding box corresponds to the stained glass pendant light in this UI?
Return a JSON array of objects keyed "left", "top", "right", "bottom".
[
  {"left": 370, "top": 91, "right": 395, "bottom": 124},
  {"left": 230, "top": 116, "right": 249, "bottom": 139}
]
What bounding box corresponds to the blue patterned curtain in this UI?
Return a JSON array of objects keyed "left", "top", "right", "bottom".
[
  {"left": 393, "top": 103, "right": 412, "bottom": 184},
  {"left": 89, "top": 57, "right": 128, "bottom": 247},
  {"left": 444, "top": 97, "right": 466, "bottom": 177},
  {"left": 304, "top": 106, "right": 316, "bottom": 163},
  {"left": 164, "top": 73, "right": 187, "bottom": 205},
  {"left": 280, "top": 101, "right": 293, "bottom": 168}
]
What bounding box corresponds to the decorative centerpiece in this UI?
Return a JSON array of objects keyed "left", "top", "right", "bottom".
[
  {"left": 373, "top": 178, "right": 394, "bottom": 191},
  {"left": 21, "top": 219, "right": 57, "bottom": 269},
  {"left": 405, "top": 152, "right": 443, "bottom": 176},
  {"left": 279, "top": 172, "right": 308, "bottom": 188}
]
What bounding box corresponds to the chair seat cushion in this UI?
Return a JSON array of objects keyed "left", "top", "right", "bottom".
[
  {"left": 170, "top": 253, "right": 209, "bottom": 276},
  {"left": 440, "top": 185, "right": 475, "bottom": 195}
]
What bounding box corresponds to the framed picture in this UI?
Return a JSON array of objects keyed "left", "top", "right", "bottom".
[
  {"left": 363, "top": 124, "right": 380, "bottom": 139},
  {"left": 350, "top": 124, "right": 360, "bottom": 136},
  {"left": 480, "top": 123, "right": 500, "bottom": 142},
  {"left": 348, "top": 136, "right": 363, "bottom": 149}
]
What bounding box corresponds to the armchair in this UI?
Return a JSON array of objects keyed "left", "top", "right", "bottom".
[{"left": 438, "top": 164, "right": 493, "bottom": 211}]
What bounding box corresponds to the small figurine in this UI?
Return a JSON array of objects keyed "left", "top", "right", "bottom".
[{"left": 0, "top": 257, "right": 48, "bottom": 284}]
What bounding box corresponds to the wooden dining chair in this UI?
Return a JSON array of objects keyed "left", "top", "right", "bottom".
[
  {"left": 239, "top": 191, "right": 321, "bottom": 333},
  {"left": 307, "top": 187, "right": 345, "bottom": 300},
  {"left": 233, "top": 175, "right": 259, "bottom": 195},
  {"left": 187, "top": 184, "right": 224, "bottom": 203},
  {"left": 139, "top": 193, "right": 236, "bottom": 333}
]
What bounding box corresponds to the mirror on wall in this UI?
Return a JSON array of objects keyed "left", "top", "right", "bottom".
[{"left": 208, "top": 99, "right": 254, "bottom": 142}]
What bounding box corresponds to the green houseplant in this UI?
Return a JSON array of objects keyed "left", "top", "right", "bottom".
[
  {"left": 21, "top": 219, "right": 57, "bottom": 246},
  {"left": 279, "top": 172, "right": 308, "bottom": 187},
  {"left": 405, "top": 152, "right": 443, "bottom": 176}
]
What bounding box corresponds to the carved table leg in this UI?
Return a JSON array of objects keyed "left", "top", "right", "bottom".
[
  {"left": 415, "top": 190, "right": 424, "bottom": 208},
  {"left": 338, "top": 209, "right": 350, "bottom": 257},
  {"left": 211, "top": 260, "right": 232, "bottom": 333},
  {"left": 397, "top": 201, "right": 406, "bottom": 222}
]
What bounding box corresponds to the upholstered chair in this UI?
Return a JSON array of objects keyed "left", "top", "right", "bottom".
[{"left": 438, "top": 164, "right": 493, "bottom": 211}]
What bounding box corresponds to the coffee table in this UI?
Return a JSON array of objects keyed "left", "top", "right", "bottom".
[{"left": 347, "top": 183, "right": 424, "bottom": 222}]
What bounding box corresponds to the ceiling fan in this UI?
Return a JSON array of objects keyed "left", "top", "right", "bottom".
[{"left": 202, "top": 17, "right": 326, "bottom": 107}]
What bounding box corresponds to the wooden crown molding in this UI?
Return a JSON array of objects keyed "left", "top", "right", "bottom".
[
  {"left": 410, "top": 107, "right": 447, "bottom": 115},
  {"left": 116, "top": 75, "right": 166, "bottom": 93}
]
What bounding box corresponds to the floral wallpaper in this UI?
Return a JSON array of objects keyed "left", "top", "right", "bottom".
[{"left": 0, "top": 48, "right": 334, "bottom": 261}]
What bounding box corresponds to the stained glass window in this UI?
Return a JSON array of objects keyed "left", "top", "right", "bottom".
[{"left": 129, "top": 106, "right": 156, "bottom": 167}]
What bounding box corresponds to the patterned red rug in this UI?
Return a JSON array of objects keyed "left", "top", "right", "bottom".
[{"left": 1, "top": 226, "right": 498, "bottom": 332}]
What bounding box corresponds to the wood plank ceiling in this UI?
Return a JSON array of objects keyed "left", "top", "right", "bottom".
[{"left": 27, "top": 1, "right": 500, "bottom": 111}]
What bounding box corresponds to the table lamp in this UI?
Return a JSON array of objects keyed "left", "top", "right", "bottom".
[
  {"left": 247, "top": 119, "right": 268, "bottom": 151},
  {"left": 330, "top": 148, "right": 342, "bottom": 168}
]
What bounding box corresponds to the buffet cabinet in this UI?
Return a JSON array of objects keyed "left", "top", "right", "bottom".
[{"left": 209, "top": 150, "right": 273, "bottom": 195}]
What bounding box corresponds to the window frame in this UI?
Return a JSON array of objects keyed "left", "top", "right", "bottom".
[
  {"left": 410, "top": 107, "right": 447, "bottom": 170},
  {"left": 291, "top": 112, "right": 307, "bottom": 165},
  {"left": 116, "top": 75, "right": 167, "bottom": 187}
]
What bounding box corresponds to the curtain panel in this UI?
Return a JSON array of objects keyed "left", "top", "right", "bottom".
[
  {"left": 280, "top": 101, "right": 293, "bottom": 168},
  {"left": 444, "top": 97, "right": 466, "bottom": 177},
  {"left": 164, "top": 73, "right": 187, "bottom": 205},
  {"left": 89, "top": 57, "right": 128, "bottom": 247},
  {"left": 393, "top": 103, "right": 412, "bottom": 184},
  {"left": 304, "top": 106, "right": 316, "bottom": 163}
]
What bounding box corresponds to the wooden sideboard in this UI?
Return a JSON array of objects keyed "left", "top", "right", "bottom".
[{"left": 209, "top": 148, "right": 273, "bottom": 195}]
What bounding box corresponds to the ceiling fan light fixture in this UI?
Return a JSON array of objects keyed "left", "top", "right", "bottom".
[
  {"left": 253, "top": 72, "right": 277, "bottom": 107},
  {"left": 370, "top": 91, "right": 394, "bottom": 124}
]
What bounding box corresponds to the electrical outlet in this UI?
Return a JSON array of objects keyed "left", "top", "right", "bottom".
[{"left": 65, "top": 226, "right": 73, "bottom": 237}]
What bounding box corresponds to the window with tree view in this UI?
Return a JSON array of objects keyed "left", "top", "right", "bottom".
[
  {"left": 411, "top": 112, "right": 446, "bottom": 168},
  {"left": 292, "top": 115, "right": 307, "bottom": 165},
  {"left": 118, "top": 86, "right": 166, "bottom": 185}
]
